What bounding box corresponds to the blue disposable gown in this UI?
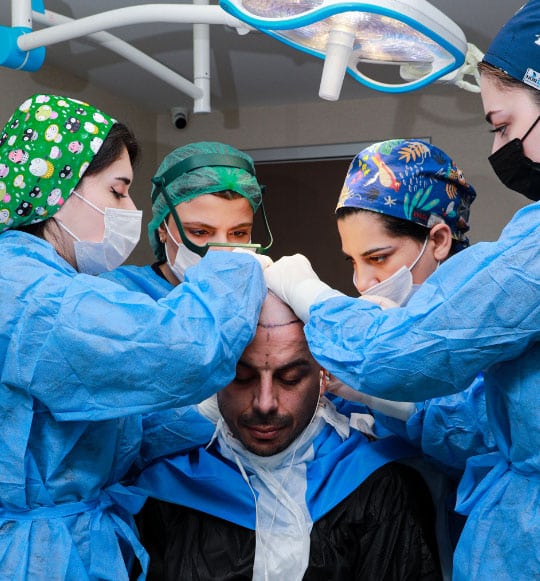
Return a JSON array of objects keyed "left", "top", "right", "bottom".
[
  {"left": 110, "top": 265, "right": 496, "bottom": 581},
  {"left": 108, "top": 264, "right": 496, "bottom": 579},
  {"left": 101, "top": 264, "right": 219, "bottom": 466},
  {"left": 373, "top": 375, "right": 496, "bottom": 476},
  {"left": 0, "top": 230, "right": 265, "bottom": 580},
  {"left": 305, "top": 202, "right": 540, "bottom": 580},
  {"left": 102, "top": 264, "right": 173, "bottom": 299}
]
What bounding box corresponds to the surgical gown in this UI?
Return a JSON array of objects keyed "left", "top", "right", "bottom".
[
  {"left": 108, "top": 264, "right": 496, "bottom": 580},
  {"left": 305, "top": 202, "right": 540, "bottom": 580},
  {"left": 374, "top": 375, "right": 496, "bottom": 475},
  {"left": 0, "top": 230, "right": 265, "bottom": 580}
]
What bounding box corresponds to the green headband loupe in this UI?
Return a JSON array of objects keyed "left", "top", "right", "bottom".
[{"left": 151, "top": 153, "right": 273, "bottom": 257}]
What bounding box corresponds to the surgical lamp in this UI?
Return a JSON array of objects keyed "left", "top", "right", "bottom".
[
  {"left": 219, "top": 0, "right": 472, "bottom": 100},
  {"left": 0, "top": 0, "right": 479, "bottom": 115}
]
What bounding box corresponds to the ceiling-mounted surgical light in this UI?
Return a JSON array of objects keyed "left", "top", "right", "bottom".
[{"left": 219, "top": 0, "right": 469, "bottom": 100}]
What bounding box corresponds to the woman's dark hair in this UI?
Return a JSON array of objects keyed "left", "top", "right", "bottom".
[
  {"left": 84, "top": 122, "right": 139, "bottom": 178},
  {"left": 478, "top": 61, "right": 540, "bottom": 106},
  {"left": 212, "top": 190, "right": 244, "bottom": 201},
  {"left": 337, "top": 206, "right": 428, "bottom": 240},
  {"left": 19, "top": 122, "right": 139, "bottom": 257},
  {"left": 336, "top": 206, "right": 461, "bottom": 256}
]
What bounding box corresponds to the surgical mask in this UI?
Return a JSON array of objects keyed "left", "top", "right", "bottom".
[
  {"left": 488, "top": 114, "right": 540, "bottom": 202},
  {"left": 163, "top": 220, "right": 201, "bottom": 282},
  {"left": 58, "top": 191, "right": 142, "bottom": 275},
  {"left": 358, "top": 236, "right": 428, "bottom": 306}
]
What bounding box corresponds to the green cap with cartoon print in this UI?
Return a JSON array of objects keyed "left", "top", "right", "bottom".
[{"left": 0, "top": 94, "right": 115, "bottom": 233}]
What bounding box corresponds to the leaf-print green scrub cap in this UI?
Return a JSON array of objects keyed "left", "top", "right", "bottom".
[
  {"left": 0, "top": 93, "right": 115, "bottom": 232},
  {"left": 336, "top": 139, "right": 477, "bottom": 250}
]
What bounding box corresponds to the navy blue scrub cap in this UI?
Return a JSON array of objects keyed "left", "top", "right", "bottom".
[{"left": 484, "top": 0, "right": 540, "bottom": 91}]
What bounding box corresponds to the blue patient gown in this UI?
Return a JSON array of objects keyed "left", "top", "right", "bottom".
[
  {"left": 0, "top": 230, "right": 265, "bottom": 580},
  {"left": 305, "top": 202, "right": 540, "bottom": 580}
]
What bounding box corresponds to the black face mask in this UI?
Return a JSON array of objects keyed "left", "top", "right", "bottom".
[{"left": 488, "top": 114, "right": 540, "bottom": 202}]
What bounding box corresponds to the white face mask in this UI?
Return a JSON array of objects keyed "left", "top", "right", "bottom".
[
  {"left": 163, "top": 220, "right": 201, "bottom": 282},
  {"left": 358, "top": 236, "right": 428, "bottom": 306},
  {"left": 58, "top": 191, "right": 142, "bottom": 275}
]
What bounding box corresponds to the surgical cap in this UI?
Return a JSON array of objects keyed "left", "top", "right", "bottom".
[
  {"left": 484, "top": 0, "right": 540, "bottom": 91},
  {"left": 336, "top": 139, "right": 476, "bottom": 248},
  {"left": 148, "top": 141, "right": 263, "bottom": 261},
  {"left": 0, "top": 94, "right": 115, "bottom": 232}
]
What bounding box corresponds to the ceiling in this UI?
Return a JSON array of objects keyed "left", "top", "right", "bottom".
[{"left": 0, "top": 1, "right": 526, "bottom": 114}]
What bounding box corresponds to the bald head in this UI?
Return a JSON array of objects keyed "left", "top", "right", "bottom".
[{"left": 257, "top": 291, "right": 302, "bottom": 329}]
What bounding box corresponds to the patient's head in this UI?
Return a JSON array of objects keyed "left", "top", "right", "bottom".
[{"left": 218, "top": 293, "right": 325, "bottom": 456}]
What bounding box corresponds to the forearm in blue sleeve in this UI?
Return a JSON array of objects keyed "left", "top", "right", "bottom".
[{"left": 306, "top": 205, "right": 540, "bottom": 401}]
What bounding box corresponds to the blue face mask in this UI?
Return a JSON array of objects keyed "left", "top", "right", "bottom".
[{"left": 358, "top": 236, "right": 429, "bottom": 306}]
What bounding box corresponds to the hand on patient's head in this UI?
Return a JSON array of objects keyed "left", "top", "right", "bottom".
[
  {"left": 232, "top": 246, "right": 273, "bottom": 270},
  {"left": 264, "top": 254, "right": 342, "bottom": 322}
]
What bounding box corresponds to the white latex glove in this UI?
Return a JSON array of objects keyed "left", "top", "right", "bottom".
[
  {"left": 232, "top": 246, "right": 274, "bottom": 270},
  {"left": 264, "top": 254, "right": 343, "bottom": 322},
  {"left": 358, "top": 294, "right": 399, "bottom": 309},
  {"left": 327, "top": 375, "right": 416, "bottom": 421}
]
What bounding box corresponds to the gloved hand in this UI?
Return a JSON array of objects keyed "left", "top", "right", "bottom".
[
  {"left": 358, "top": 294, "right": 399, "bottom": 309},
  {"left": 264, "top": 254, "right": 342, "bottom": 322},
  {"left": 327, "top": 374, "right": 416, "bottom": 421},
  {"left": 232, "top": 246, "right": 274, "bottom": 270}
]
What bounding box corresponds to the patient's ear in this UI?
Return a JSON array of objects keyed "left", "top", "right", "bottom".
[{"left": 319, "top": 369, "right": 329, "bottom": 395}]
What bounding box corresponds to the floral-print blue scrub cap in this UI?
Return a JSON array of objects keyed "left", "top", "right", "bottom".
[
  {"left": 336, "top": 139, "right": 477, "bottom": 249},
  {"left": 484, "top": 0, "right": 540, "bottom": 92}
]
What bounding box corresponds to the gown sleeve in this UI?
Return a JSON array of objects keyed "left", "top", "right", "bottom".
[
  {"left": 2, "top": 235, "right": 266, "bottom": 421},
  {"left": 374, "top": 375, "right": 497, "bottom": 473},
  {"left": 136, "top": 405, "right": 215, "bottom": 469},
  {"left": 305, "top": 204, "right": 540, "bottom": 401}
]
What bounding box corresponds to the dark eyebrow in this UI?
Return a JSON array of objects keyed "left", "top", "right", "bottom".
[
  {"left": 236, "top": 357, "right": 312, "bottom": 373},
  {"left": 181, "top": 221, "right": 216, "bottom": 229},
  {"left": 115, "top": 177, "right": 132, "bottom": 185},
  {"left": 236, "top": 360, "right": 255, "bottom": 371},
  {"left": 276, "top": 358, "right": 312, "bottom": 374},
  {"left": 182, "top": 221, "right": 253, "bottom": 230},
  {"left": 361, "top": 245, "right": 393, "bottom": 257},
  {"left": 230, "top": 222, "right": 253, "bottom": 229}
]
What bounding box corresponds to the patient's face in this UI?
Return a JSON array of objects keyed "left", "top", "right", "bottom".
[{"left": 218, "top": 295, "right": 323, "bottom": 456}]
